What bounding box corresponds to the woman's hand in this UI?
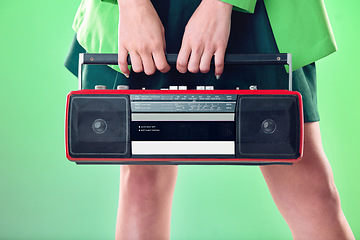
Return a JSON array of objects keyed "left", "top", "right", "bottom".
[
  {"left": 176, "top": 0, "right": 232, "bottom": 78},
  {"left": 117, "top": 0, "right": 170, "bottom": 77}
]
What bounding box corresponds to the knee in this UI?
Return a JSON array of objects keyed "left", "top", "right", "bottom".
[
  {"left": 120, "top": 165, "right": 178, "bottom": 196},
  {"left": 300, "top": 123, "right": 342, "bottom": 210},
  {"left": 305, "top": 171, "right": 342, "bottom": 213}
]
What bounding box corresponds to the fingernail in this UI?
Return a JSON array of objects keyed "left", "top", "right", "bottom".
[
  {"left": 216, "top": 75, "right": 221, "bottom": 80},
  {"left": 124, "top": 73, "right": 129, "bottom": 78}
]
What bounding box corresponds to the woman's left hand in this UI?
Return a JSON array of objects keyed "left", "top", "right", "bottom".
[{"left": 176, "top": 0, "right": 233, "bottom": 78}]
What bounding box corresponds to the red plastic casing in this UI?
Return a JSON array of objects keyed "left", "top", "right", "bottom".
[{"left": 65, "top": 89, "right": 304, "bottom": 165}]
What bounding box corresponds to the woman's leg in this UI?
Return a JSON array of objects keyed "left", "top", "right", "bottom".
[
  {"left": 260, "top": 122, "right": 354, "bottom": 239},
  {"left": 115, "top": 165, "right": 178, "bottom": 240}
]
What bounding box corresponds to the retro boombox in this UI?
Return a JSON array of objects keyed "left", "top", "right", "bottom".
[{"left": 65, "top": 53, "right": 303, "bottom": 165}]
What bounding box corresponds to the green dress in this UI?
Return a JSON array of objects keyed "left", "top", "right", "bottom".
[{"left": 65, "top": 0, "right": 319, "bottom": 122}]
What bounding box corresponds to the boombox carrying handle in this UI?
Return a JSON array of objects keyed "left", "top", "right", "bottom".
[{"left": 78, "top": 53, "right": 293, "bottom": 91}]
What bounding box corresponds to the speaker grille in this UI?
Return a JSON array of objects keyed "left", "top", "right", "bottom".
[
  {"left": 236, "top": 95, "right": 300, "bottom": 159},
  {"left": 68, "top": 94, "right": 130, "bottom": 158}
]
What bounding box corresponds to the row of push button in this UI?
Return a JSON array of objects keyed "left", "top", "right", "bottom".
[
  {"left": 94, "top": 85, "right": 215, "bottom": 90},
  {"left": 164, "top": 86, "right": 214, "bottom": 90},
  {"left": 94, "top": 85, "right": 258, "bottom": 90}
]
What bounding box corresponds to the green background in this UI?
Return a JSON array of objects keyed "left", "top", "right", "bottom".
[{"left": 0, "top": 1, "right": 359, "bottom": 239}]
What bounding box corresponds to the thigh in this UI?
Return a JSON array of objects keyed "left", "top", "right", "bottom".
[
  {"left": 260, "top": 121, "right": 335, "bottom": 202},
  {"left": 260, "top": 122, "right": 355, "bottom": 240}
]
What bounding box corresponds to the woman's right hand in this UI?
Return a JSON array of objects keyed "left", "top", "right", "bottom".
[{"left": 117, "top": 0, "right": 170, "bottom": 77}]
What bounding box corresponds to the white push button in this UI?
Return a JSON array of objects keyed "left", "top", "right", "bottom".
[
  {"left": 95, "top": 85, "right": 107, "bottom": 90},
  {"left": 117, "top": 85, "right": 129, "bottom": 90}
]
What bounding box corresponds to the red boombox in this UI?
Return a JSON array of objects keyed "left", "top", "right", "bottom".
[{"left": 65, "top": 53, "right": 303, "bottom": 165}]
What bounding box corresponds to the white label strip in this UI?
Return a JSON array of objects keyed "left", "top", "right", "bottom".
[
  {"left": 132, "top": 141, "right": 234, "bottom": 155},
  {"left": 132, "top": 113, "right": 234, "bottom": 121}
]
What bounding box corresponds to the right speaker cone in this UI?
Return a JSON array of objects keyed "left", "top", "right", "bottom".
[{"left": 236, "top": 95, "right": 301, "bottom": 159}]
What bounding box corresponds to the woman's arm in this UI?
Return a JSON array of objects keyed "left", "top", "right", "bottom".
[
  {"left": 117, "top": 0, "right": 170, "bottom": 77},
  {"left": 176, "top": 0, "right": 233, "bottom": 78}
]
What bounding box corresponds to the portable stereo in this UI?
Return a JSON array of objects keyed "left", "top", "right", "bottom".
[{"left": 65, "top": 53, "right": 303, "bottom": 165}]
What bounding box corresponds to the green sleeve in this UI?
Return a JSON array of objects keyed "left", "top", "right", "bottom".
[
  {"left": 264, "top": 0, "right": 337, "bottom": 71},
  {"left": 220, "top": 0, "right": 257, "bottom": 13},
  {"left": 101, "top": 0, "right": 117, "bottom": 4}
]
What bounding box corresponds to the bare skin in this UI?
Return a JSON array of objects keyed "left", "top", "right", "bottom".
[
  {"left": 117, "top": 0, "right": 171, "bottom": 76},
  {"left": 115, "top": 165, "right": 178, "bottom": 240},
  {"left": 260, "top": 122, "right": 355, "bottom": 240},
  {"left": 115, "top": 0, "right": 355, "bottom": 239},
  {"left": 176, "top": 0, "right": 232, "bottom": 76},
  {"left": 117, "top": 0, "right": 232, "bottom": 78}
]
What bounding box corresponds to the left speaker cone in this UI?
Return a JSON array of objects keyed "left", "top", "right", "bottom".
[{"left": 92, "top": 119, "right": 107, "bottom": 134}]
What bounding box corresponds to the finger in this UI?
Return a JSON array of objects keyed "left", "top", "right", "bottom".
[
  {"left": 176, "top": 44, "right": 191, "bottom": 73},
  {"left": 153, "top": 50, "right": 170, "bottom": 73},
  {"left": 187, "top": 47, "right": 203, "bottom": 73},
  {"left": 199, "top": 50, "right": 213, "bottom": 73},
  {"left": 141, "top": 53, "right": 157, "bottom": 75},
  {"left": 214, "top": 49, "right": 225, "bottom": 76},
  {"left": 129, "top": 51, "right": 144, "bottom": 73},
  {"left": 118, "top": 46, "right": 130, "bottom": 76}
]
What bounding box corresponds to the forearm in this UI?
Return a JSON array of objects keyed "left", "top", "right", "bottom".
[
  {"left": 203, "top": 0, "right": 233, "bottom": 11},
  {"left": 117, "top": 0, "right": 151, "bottom": 7},
  {"left": 177, "top": 0, "right": 233, "bottom": 76},
  {"left": 117, "top": 0, "right": 169, "bottom": 75}
]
